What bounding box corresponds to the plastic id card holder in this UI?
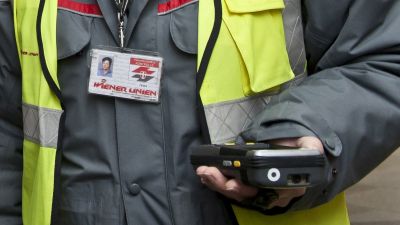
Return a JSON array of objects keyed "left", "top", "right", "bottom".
[{"left": 88, "top": 47, "right": 163, "bottom": 103}]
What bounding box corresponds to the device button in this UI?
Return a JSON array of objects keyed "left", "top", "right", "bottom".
[
  {"left": 233, "top": 160, "right": 241, "bottom": 168},
  {"left": 267, "top": 168, "right": 280, "bottom": 182},
  {"left": 223, "top": 160, "right": 233, "bottom": 167}
]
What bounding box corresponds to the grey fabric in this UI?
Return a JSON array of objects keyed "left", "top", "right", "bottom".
[
  {"left": 169, "top": 2, "right": 198, "bottom": 54},
  {"left": 57, "top": 10, "right": 93, "bottom": 59},
  {"left": 241, "top": 0, "right": 400, "bottom": 211},
  {"left": 3, "top": 0, "right": 400, "bottom": 224},
  {"left": 96, "top": 0, "right": 120, "bottom": 45},
  {"left": 56, "top": 1, "right": 231, "bottom": 225},
  {"left": 22, "top": 103, "right": 63, "bottom": 149},
  {"left": 0, "top": 1, "right": 23, "bottom": 225}
]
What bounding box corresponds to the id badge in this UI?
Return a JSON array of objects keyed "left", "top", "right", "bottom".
[{"left": 88, "top": 47, "right": 163, "bottom": 103}]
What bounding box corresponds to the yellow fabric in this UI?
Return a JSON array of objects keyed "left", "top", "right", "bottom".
[
  {"left": 14, "top": 1, "right": 60, "bottom": 225},
  {"left": 198, "top": 0, "right": 350, "bottom": 224},
  {"left": 199, "top": 0, "right": 294, "bottom": 105},
  {"left": 22, "top": 141, "right": 56, "bottom": 225},
  {"left": 224, "top": 0, "right": 284, "bottom": 12},
  {"left": 13, "top": 0, "right": 351, "bottom": 224},
  {"left": 233, "top": 193, "right": 350, "bottom": 225},
  {"left": 15, "top": 0, "right": 60, "bottom": 109},
  {"left": 200, "top": 20, "right": 245, "bottom": 104}
]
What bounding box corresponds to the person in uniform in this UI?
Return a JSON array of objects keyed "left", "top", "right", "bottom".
[{"left": 0, "top": 0, "right": 399, "bottom": 225}]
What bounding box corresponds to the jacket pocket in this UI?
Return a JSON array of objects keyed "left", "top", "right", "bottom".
[
  {"left": 168, "top": 1, "right": 198, "bottom": 54},
  {"left": 225, "top": 0, "right": 285, "bottom": 12},
  {"left": 223, "top": 0, "right": 294, "bottom": 94},
  {"left": 57, "top": 9, "right": 92, "bottom": 60}
]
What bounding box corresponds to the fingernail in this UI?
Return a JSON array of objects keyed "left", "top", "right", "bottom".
[
  {"left": 226, "top": 187, "right": 238, "bottom": 193},
  {"left": 197, "top": 173, "right": 211, "bottom": 176}
]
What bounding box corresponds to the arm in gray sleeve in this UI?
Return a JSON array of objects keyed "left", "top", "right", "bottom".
[
  {"left": 0, "top": 1, "right": 23, "bottom": 224},
  {"left": 241, "top": 0, "right": 400, "bottom": 210}
]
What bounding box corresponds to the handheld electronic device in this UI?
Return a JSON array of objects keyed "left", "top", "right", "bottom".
[{"left": 190, "top": 143, "right": 327, "bottom": 188}]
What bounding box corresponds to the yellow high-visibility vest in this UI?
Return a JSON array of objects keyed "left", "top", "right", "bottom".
[
  {"left": 14, "top": 1, "right": 61, "bottom": 225},
  {"left": 197, "top": 0, "right": 350, "bottom": 224},
  {"left": 13, "top": 0, "right": 350, "bottom": 224}
]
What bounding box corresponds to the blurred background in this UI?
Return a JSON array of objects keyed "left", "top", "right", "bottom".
[{"left": 346, "top": 149, "right": 400, "bottom": 225}]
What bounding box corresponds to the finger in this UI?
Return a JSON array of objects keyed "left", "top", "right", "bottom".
[
  {"left": 268, "top": 197, "right": 292, "bottom": 208},
  {"left": 199, "top": 178, "right": 243, "bottom": 201},
  {"left": 296, "top": 136, "right": 324, "bottom": 154},
  {"left": 275, "top": 188, "right": 306, "bottom": 199},
  {"left": 196, "top": 166, "right": 228, "bottom": 190},
  {"left": 225, "top": 179, "right": 258, "bottom": 201},
  {"left": 268, "top": 188, "right": 306, "bottom": 208},
  {"left": 196, "top": 166, "right": 211, "bottom": 176},
  {"left": 269, "top": 136, "right": 324, "bottom": 154},
  {"left": 197, "top": 166, "right": 258, "bottom": 201},
  {"left": 269, "top": 138, "right": 298, "bottom": 147}
]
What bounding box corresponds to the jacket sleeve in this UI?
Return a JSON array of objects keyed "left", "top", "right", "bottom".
[
  {"left": 240, "top": 0, "right": 400, "bottom": 211},
  {"left": 0, "top": 1, "right": 23, "bottom": 224}
]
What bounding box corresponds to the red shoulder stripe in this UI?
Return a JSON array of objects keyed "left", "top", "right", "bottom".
[
  {"left": 158, "top": 0, "right": 197, "bottom": 15},
  {"left": 58, "top": 0, "right": 102, "bottom": 17}
]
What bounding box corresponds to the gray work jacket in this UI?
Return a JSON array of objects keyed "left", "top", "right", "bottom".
[{"left": 1, "top": 0, "right": 400, "bottom": 225}]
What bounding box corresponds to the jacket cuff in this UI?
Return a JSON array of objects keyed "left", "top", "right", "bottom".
[
  {"left": 239, "top": 122, "right": 315, "bottom": 141},
  {"left": 239, "top": 100, "right": 343, "bottom": 157}
]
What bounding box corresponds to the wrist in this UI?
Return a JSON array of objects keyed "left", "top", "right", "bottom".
[{"left": 239, "top": 189, "right": 278, "bottom": 211}]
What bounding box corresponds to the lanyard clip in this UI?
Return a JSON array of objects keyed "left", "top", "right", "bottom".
[{"left": 115, "top": 0, "right": 130, "bottom": 48}]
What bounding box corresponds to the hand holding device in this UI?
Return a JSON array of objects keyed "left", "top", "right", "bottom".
[{"left": 191, "top": 143, "right": 327, "bottom": 188}]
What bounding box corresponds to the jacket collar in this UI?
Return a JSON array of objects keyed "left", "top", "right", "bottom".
[{"left": 97, "top": 0, "right": 149, "bottom": 46}]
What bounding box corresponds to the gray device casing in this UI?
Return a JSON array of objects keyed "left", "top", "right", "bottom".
[{"left": 190, "top": 144, "right": 328, "bottom": 188}]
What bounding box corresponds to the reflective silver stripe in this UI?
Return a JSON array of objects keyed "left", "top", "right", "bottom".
[
  {"left": 204, "top": 94, "right": 272, "bottom": 144},
  {"left": 281, "top": 72, "right": 306, "bottom": 90},
  {"left": 204, "top": 73, "right": 306, "bottom": 144},
  {"left": 283, "top": 0, "right": 307, "bottom": 77},
  {"left": 22, "top": 103, "right": 63, "bottom": 148}
]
